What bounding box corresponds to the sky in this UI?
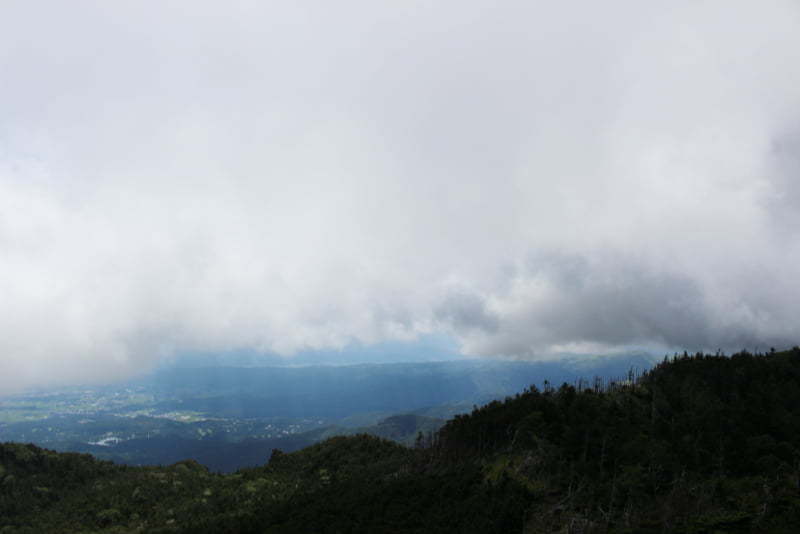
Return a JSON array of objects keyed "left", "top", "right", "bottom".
[{"left": 2, "top": 1, "right": 800, "bottom": 394}]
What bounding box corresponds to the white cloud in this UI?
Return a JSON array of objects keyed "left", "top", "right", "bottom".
[{"left": 2, "top": 1, "right": 800, "bottom": 393}]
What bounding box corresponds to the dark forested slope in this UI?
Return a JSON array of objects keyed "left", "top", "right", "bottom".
[{"left": 3, "top": 348, "right": 800, "bottom": 533}]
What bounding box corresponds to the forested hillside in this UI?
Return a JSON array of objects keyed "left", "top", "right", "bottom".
[{"left": 3, "top": 348, "right": 800, "bottom": 532}]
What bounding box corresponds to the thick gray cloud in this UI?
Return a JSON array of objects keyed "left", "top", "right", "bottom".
[
  {"left": 436, "top": 291, "right": 499, "bottom": 334},
  {"left": 2, "top": 1, "right": 800, "bottom": 393}
]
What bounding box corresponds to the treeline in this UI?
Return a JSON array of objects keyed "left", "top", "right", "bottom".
[
  {"left": 2, "top": 348, "right": 800, "bottom": 532},
  {"left": 416, "top": 347, "right": 800, "bottom": 531}
]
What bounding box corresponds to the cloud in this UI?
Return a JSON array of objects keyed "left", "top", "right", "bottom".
[
  {"left": 2, "top": 1, "right": 800, "bottom": 393},
  {"left": 436, "top": 291, "right": 499, "bottom": 334}
]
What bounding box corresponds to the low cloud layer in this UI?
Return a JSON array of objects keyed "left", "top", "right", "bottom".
[{"left": 2, "top": 1, "right": 800, "bottom": 393}]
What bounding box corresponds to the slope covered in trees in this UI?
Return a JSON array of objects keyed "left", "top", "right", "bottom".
[{"left": 2, "top": 348, "right": 800, "bottom": 532}]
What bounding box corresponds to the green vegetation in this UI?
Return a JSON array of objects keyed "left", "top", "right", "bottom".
[{"left": 3, "top": 348, "right": 800, "bottom": 532}]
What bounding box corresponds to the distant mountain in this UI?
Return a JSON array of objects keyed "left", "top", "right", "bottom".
[
  {"left": 133, "top": 352, "right": 660, "bottom": 419},
  {"left": 323, "top": 413, "right": 446, "bottom": 448},
  {"left": 157, "top": 334, "right": 465, "bottom": 367}
]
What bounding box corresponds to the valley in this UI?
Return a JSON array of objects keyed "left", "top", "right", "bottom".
[{"left": 0, "top": 354, "right": 656, "bottom": 472}]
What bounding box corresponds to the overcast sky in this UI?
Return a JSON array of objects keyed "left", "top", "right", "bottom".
[{"left": 2, "top": 1, "right": 800, "bottom": 394}]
